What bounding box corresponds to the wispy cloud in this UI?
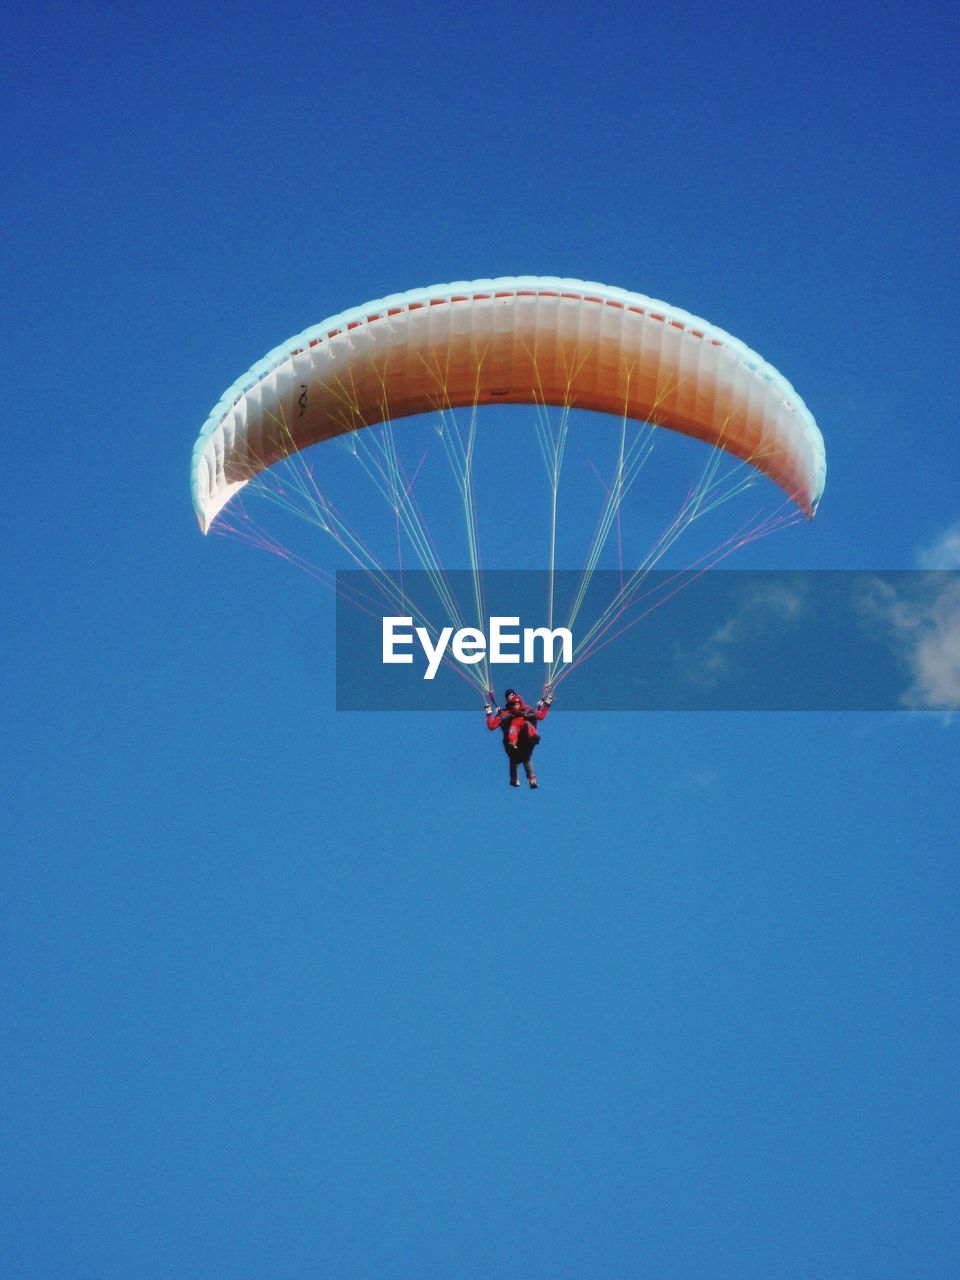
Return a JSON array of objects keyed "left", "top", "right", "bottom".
[
  {"left": 680, "top": 580, "right": 809, "bottom": 687},
  {"left": 689, "top": 767, "right": 720, "bottom": 792},
  {"left": 859, "top": 574, "right": 960, "bottom": 711},
  {"left": 918, "top": 523, "right": 960, "bottom": 570}
]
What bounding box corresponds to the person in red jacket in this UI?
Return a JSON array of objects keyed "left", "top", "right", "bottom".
[{"left": 485, "top": 687, "right": 553, "bottom": 788}]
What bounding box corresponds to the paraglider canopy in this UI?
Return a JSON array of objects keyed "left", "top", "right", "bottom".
[{"left": 190, "top": 277, "right": 826, "bottom": 533}]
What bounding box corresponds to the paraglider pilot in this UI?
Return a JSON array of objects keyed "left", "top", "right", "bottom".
[{"left": 485, "top": 688, "right": 553, "bottom": 789}]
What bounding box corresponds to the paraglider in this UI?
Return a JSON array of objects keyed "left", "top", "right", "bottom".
[
  {"left": 189, "top": 276, "right": 826, "bottom": 786},
  {"left": 485, "top": 688, "right": 554, "bottom": 789},
  {"left": 191, "top": 277, "right": 825, "bottom": 534}
]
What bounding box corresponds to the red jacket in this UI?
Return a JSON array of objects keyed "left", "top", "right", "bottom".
[{"left": 486, "top": 699, "right": 550, "bottom": 740}]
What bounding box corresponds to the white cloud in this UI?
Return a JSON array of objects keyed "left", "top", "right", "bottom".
[
  {"left": 918, "top": 523, "right": 960, "bottom": 570},
  {"left": 690, "top": 767, "right": 720, "bottom": 792},
  {"left": 682, "top": 580, "right": 808, "bottom": 686},
  {"left": 859, "top": 575, "right": 960, "bottom": 711}
]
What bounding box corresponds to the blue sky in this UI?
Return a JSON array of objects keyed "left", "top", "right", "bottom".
[{"left": 3, "top": 1, "right": 959, "bottom": 1276}]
